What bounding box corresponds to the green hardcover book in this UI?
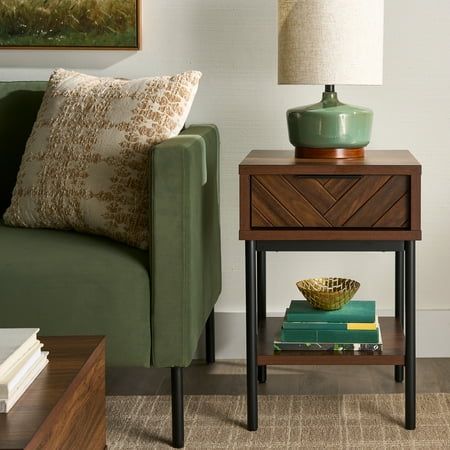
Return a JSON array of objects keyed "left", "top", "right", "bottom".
[
  {"left": 280, "top": 328, "right": 379, "bottom": 344},
  {"left": 283, "top": 321, "right": 349, "bottom": 330},
  {"left": 273, "top": 339, "right": 383, "bottom": 352},
  {"left": 282, "top": 312, "right": 378, "bottom": 331},
  {"left": 286, "top": 300, "right": 375, "bottom": 323}
]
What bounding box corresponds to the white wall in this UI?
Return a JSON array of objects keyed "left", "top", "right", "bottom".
[{"left": 1, "top": 1, "right": 450, "bottom": 352}]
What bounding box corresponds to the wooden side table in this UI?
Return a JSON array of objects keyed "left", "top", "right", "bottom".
[{"left": 239, "top": 150, "right": 421, "bottom": 431}]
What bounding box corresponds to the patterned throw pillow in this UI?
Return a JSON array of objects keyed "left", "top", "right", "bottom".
[{"left": 3, "top": 68, "right": 202, "bottom": 249}]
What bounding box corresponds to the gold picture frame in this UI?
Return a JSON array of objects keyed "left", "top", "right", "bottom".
[{"left": 0, "top": 0, "right": 141, "bottom": 50}]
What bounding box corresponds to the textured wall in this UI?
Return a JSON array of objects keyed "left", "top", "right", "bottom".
[{"left": 1, "top": 0, "right": 449, "bottom": 317}]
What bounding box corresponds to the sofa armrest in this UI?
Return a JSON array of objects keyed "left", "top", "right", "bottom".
[{"left": 150, "top": 125, "right": 221, "bottom": 367}]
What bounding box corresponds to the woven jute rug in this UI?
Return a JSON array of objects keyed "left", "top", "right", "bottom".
[{"left": 107, "top": 393, "right": 450, "bottom": 449}]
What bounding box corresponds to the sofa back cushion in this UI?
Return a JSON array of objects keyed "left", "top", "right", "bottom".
[{"left": 0, "top": 82, "right": 47, "bottom": 215}]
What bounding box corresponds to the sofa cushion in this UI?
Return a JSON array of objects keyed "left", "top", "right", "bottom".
[
  {"left": 0, "top": 222, "right": 151, "bottom": 367},
  {"left": 3, "top": 69, "right": 202, "bottom": 249},
  {"left": 0, "top": 82, "right": 47, "bottom": 216}
]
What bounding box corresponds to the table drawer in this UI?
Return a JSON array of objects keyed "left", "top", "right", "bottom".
[{"left": 251, "top": 174, "right": 410, "bottom": 229}]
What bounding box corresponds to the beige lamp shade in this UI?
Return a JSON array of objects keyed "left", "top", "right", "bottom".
[{"left": 278, "top": 0, "right": 384, "bottom": 85}]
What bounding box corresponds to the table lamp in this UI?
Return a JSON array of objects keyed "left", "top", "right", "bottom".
[{"left": 278, "top": 0, "right": 384, "bottom": 158}]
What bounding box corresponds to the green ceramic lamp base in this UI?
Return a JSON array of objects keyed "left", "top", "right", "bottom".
[{"left": 287, "top": 87, "right": 373, "bottom": 159}]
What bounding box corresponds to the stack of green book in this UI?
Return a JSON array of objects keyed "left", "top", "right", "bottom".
[{"left": 274, "top": 300, "right": 382, "bottom": 352}]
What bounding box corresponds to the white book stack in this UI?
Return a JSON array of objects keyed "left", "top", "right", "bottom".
[{"left": 0, "top": 329, "right": 49, "bottom": 413}]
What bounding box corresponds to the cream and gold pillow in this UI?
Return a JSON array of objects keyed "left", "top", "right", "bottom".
[{"left": 3, "top": 68, "right": 202, "bottom": 249}]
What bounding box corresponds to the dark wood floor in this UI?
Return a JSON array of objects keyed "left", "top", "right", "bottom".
[{"left": 107, "top": 358, "right": 450, "bottom": 396}]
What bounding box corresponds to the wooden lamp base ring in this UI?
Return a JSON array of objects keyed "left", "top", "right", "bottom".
[{"left": 295, "top": 147, "right": 365, "bottom": 159}]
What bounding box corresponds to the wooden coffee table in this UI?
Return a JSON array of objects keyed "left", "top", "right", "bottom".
[{"left": 0, "top": 336, "right": 106, "bottom": 450}]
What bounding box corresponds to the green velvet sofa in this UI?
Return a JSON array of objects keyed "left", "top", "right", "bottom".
[{"left": 0, "top": 81, "right": 221, "bottom": 448}]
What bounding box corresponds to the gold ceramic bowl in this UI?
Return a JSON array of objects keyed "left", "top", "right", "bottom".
[{"left": 296, "top": 278, "right": 360, "bottom": 311}]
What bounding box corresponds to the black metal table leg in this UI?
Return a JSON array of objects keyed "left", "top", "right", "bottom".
[
  {"left": 257, "top": 250, "right": 267, "bottom": 384},
  {"left": 395, "top": 250, "right": 405, "bottom": 383},
  {"left": 257, "top": 365, "right": 267, "bottom": 384},
  {"left": 405, "top": 241, "right": 416, "bottom": 430},
  {"left": 205, "top": 308, "right": 215, "bottom": 364},
  {"left": 245, "top": 240, "right": 258, "bottom": 431}
]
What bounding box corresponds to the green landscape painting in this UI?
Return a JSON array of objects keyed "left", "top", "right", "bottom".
[{"left": 0, "top": 0, "right": 140, "bottom": 49}]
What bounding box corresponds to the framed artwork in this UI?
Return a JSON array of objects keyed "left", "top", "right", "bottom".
[{"left": 0, "top": 0, "right": 141, "bottom": 50}]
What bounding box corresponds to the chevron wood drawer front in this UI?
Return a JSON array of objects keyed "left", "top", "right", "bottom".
[
  {"left": 251, "top": 174, "right": 410, "bottom": 228},
  {"left": 239, "top": 150, "right": 421, "bottom": 241}
]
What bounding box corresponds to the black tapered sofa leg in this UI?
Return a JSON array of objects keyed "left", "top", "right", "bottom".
[
  {"left": 171, "top": 367, "right": 184, "bottom": 448},
  {"left": 205, "top": 308, "right": 216, "bottom": 364}
]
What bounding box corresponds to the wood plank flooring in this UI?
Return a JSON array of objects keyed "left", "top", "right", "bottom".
[{"left": 107, "top": 358, "right": 450, "bottom": 396}]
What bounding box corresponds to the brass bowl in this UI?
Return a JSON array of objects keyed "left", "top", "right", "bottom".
[{"left": 296, "top": 278, "right": 360, "bottom": 311}]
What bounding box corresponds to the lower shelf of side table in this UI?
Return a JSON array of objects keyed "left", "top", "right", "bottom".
[{"left": 257, "top": 317, "right": 404, "bottom": 366}]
